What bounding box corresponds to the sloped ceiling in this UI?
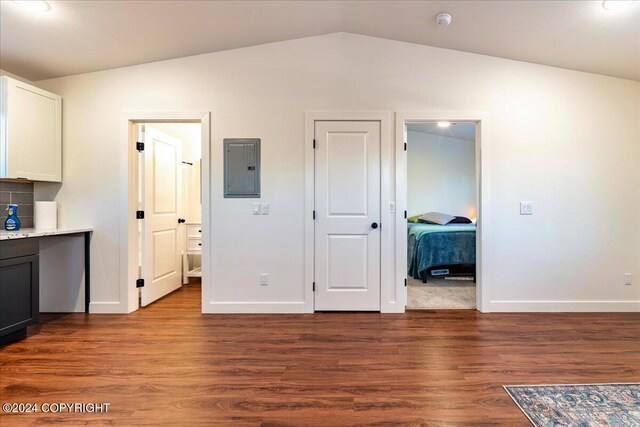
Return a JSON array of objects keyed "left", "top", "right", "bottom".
[
  {"left": 1, "top": 0, "right": 638, "bottom": 81},
  {"left": 408, "top": 123, "right": 476, "bottom": 142}
]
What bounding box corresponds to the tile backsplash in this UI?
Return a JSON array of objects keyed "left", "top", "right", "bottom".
[{"left": 0, "top": 181, "right": 35, "bottom": 228}]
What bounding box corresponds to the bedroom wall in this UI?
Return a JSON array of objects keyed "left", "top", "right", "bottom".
[
  {"left": 407, "top": 130, "right": 476, "bottom": 219},
  {"left": 34, "top": 33, "right": 640, "bottom": 313}
]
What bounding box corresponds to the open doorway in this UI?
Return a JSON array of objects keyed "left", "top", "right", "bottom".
[
  {"left": 134, "top": 122, "right": 203, "bottom": 308},
  {"left": 123, "top": 112, "right": 209, "bottom": 314},
  {"left": 405, "top": 121, "right": 478, "bottom": 309}
]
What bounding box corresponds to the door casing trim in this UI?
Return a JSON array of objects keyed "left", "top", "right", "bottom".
[
  {"left": 121, "top": 111, "right": 211, "bottom": 314},
  {"left": 395, "top": 112, "right": 490, "bottom": 312},
  {"left": 304, "top": 112, "right": 393, "bottom": 313}
]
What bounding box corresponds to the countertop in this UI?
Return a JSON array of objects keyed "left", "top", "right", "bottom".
[{"left": 0, "top": 227, "right": 93, "bottom": 240}]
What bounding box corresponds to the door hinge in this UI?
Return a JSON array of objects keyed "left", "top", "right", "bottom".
[
  {"left": 136, "top": 142, "right": 144, "bottom": 152},
  {"left": 404, "top": 142, "right": 407, "bottom": 151},
  {"left": 313, "top": 139, "right": 316, "bottom": 149},
  {"left": 312, "top": 210, "right": 316, "bottom": 220},
  {"left": 404, "top": 278, "right": 407, "bottom": 287},
  {"left": 136, "top": 210, "right": 144, "bottom": 219},
  {"left": 136, "top": 279, "right": 145, "bottom": 288},
  {"left": 313, "top": 282, "right": 315, "bottom": 292},
  {"left": 404, "top": 210, "right": 407, "bottom": 219}
]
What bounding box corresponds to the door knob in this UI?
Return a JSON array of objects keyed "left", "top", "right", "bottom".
[
  {"left": 371, "top": 222, "right": 378, "bottom": 229},
  {"left": 178, "top": 218, "right": 186, "bottom": 224}
]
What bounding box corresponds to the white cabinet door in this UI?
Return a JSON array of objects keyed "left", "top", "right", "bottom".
[{"left": 1, "top": 76, "right": 62, "bottom": 182}]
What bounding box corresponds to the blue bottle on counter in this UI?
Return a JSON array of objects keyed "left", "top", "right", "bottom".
[{"left": 4, "top": 204, "right": 21, "bottom": 231}]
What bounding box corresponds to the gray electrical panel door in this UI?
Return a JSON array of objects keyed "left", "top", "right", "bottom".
[{"left": 224, "top": 138, "right": 260, "bottom": 198}]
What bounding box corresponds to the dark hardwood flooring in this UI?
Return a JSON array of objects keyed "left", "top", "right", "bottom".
[{"left": 1, "top": 284, "right": 639, "bottom": 426}]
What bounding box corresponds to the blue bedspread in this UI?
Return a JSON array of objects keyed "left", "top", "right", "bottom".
[{"left": 407, "top": 223, "right": 476, "bottom": 280}]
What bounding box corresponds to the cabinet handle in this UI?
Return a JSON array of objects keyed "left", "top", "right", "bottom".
[{"left": 198, "top": 243, "right": 201, "bottom": 246}]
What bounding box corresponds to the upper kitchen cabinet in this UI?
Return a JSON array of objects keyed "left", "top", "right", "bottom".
[{"left": 0, "top": 76, "right": 62, "bottom": 182}]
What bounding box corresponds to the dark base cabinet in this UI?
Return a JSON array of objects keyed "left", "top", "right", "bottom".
[{"left": 0, "top": 239, "right": 39, "bottom": 344}]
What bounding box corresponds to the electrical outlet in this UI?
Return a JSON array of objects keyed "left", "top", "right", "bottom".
[
  {"left": 624, "top": 273, "right": 632, "bottom": 286},
  {"left": 261, "top": 203, "right": 270, "bottom": 215},
  {"left": 252, "top": 203, "right": 260, "bottom": 215},
  {"left": 520, "top": 201, "right": 533, "bottom": 215},
  {"left": 260, "top": 273, "right": 269, "bottom": 286}
]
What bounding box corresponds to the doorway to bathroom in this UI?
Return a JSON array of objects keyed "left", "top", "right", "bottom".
[{"left": 123, "top": 112, "right": 210, "bottom": 313}]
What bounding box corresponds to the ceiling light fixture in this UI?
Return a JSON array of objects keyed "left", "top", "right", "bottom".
[
  {"left": 12, "top": 1, "right": 51, "bottom": 12},
  {"left": 602, "top": 0, "right": 635, "bottom": 10},
  {"left": 437, "top": 121, "right": 451, "bottom": 128}
]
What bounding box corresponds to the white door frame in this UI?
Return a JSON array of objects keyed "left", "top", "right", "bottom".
[
  {"left": 395, "top": 112, "right": 491, "bottom": 312},
  {"left": 121, "top": 111, "right": 211, "bottom": 314},
  {"left": 304, "top": 112, "right": 396, "bottom": 313}
]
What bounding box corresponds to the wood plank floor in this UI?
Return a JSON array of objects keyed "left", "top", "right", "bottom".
[{"left": 1, "top": 284, "right": 639, "bottom": 426}]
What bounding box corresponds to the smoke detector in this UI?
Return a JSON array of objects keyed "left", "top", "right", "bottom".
[{"left": 436, "top": 12, "right": 452, "bottom": 26}]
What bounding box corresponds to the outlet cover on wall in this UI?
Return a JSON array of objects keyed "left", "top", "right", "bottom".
[
  {"left": 624, "top": 273, "right": 632, "bottom": 286},
  {"left": 260, "top": 273, "right": 269, "bottom": 286},
  {"left": 520, "top": 201, "right": 533, "bottom": 215}
]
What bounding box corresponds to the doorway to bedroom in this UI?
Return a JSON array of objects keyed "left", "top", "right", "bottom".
[{"left": 405, "top": 121, "right": 477, "bottom": 309}]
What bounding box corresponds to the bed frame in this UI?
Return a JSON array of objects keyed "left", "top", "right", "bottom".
[{"left": 421, "top": 264, "right": 476, "bottom": 284}]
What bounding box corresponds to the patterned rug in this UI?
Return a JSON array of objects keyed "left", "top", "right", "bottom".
[{"left": 504, "top": 384, "right": 640, "bottom": 426}]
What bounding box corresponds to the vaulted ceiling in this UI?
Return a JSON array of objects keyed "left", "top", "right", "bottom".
[
  {"left": 408, "top": 123, "right": 476, "bottom": 142},
  {"left": 1, "top": 0, "right": 638, "bottom": 81}
]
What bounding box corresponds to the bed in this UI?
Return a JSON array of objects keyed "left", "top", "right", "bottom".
[{"left": 407, "top": 222, "right": 476, "bottom": 282}]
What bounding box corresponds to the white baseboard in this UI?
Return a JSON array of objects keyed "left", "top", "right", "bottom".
[
  {"left": 487, "top": 300, "right": 640, "bottom": 312},
  {"left": 89, "top": 301, "right": 125, "bottom": 314},
  {"left": 203, "top": 301, "right": 310, "bottom": 314}
]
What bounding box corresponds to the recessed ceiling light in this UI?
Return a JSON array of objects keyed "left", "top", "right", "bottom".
[
  {"left": 12, "top": 1, "right": 51, "bottom": 12},
  {"left": 437, "top": 122, "right": 451, "bottom": 128},
  {"left": 602, "top": 0, "right": 635, "bottom": 10}
]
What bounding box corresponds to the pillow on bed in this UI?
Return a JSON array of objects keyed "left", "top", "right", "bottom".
[
  {"left": 449, "top": 216, "right": 473, "bottom": 224},
  {"left": 418, "top": 212, "right": 455, "bottom": 225},
  {"left": 407, "top": 215, "right": 422, "bottom": 223}
]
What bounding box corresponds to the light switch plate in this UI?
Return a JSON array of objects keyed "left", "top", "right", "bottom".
[
  {"left": 261, "top": 203, "right": 269, "bottom": 215},
  {"left": 520, "top": 201, "right": 533, "bottom": 215},
  {"left": 260, "top": 273, "right": 269, "bottom": 286},
  {"left": 252, "top": 203, "right": 260, "bottom": 215}
]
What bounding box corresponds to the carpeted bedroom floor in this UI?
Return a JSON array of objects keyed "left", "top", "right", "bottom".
[{"left": 407, "top": 276, "right": 476, "bottom": 309}]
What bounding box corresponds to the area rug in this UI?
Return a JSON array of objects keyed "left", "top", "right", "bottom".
[
  {"left": 406, "top": 277, "right": 475, "bottom": 309},
  {"left": 504, "top": 383, "right": 640, "bottom": 426}
]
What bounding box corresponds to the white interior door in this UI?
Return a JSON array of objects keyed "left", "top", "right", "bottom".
[
  {"left": 314, "top": 121, "right": 381, "bottom": 311},
  {"left": 141, "top": 125, "right": 183, "bottom": 306}
]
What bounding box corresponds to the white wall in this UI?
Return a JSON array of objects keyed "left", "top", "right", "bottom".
[
  {"left": 407, "top": 130, "right": 476, "bottom": 218},
  {"left": 34, "top": 33, "right": 640, "bottom": 312},
  {"left": 39, "top": 235, "right": 85, "bottom": 312}
]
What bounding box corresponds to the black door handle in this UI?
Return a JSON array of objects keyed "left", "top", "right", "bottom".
[
  {"left": 178, "top": 218, "right": 186, "bottom": 224},
  {"left": 371, "top": 222, "right": 378, "bottom": 229}
]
